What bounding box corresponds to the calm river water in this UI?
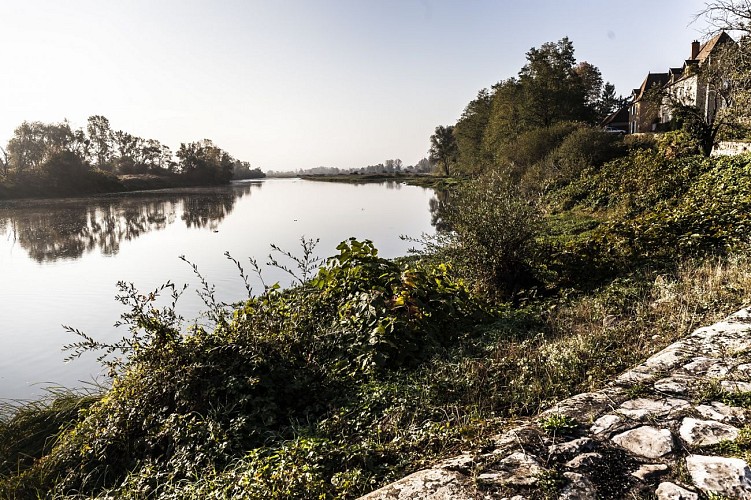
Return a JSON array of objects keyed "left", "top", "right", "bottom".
[{"left": 0, "top": 178, "right": 438, "bottom": 401}]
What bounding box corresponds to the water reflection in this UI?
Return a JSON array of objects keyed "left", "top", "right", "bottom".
[
  {"left": 429, "top": 187, "right": 451, "bottom": 232},
  {"left": 0, "top": 182, "right": 259, "bottom": 263}
]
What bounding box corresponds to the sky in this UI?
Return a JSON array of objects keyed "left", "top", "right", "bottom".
[{"left": 0, "top": 0, "right": 713, "bottom": 172}]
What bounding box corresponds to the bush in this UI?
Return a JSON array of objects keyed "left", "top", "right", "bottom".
[
  {"left": 498, "top": 122, "right": 579, "bottom": 181},
  {"left": 519, "top": 126, "right": 625, "bottom": 195},
  {"left": 10, "top": 240, "right": 488, "bottom": 497},
  {"left": 442, "top": 172, "right": 541, "bottom": 299}
]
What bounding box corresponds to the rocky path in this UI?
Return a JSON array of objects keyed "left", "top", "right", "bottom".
[{"left": 360, "top": 307, "right": 751, "bottom": 499}]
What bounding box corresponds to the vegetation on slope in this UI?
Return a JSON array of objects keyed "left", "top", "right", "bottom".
[{"left": 7, "top": 29, "right": 751, "bottom": 497}]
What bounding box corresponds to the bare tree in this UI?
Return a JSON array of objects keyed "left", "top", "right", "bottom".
[{"left": 698, "top": 0, "right": 751, "bottom": 34}]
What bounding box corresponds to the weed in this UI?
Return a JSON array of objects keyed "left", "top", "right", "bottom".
[{"left": 539, "top": 414, "right": 578, "bottom": 436}]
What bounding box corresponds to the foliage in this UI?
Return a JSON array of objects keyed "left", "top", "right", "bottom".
[
  {"left": 438, "top": 172, "right": 541, "bottom": 299},
  {"left": 429, "top": 125, "right": 458, "bottom": 176},
  {"left": 442, "top": 38, "right": 621, "bottom": 178},
  {"left": 2, "top": 239, "right": 488, "bottom": 497},
  {"left": 539, "top": 414, "right": 578, "bottom": 435},
  {"left": 1, "top": 115, "right": 251, "bottom": 199},
  {"left": 655, "top": 129, "right": 702, "bottom": 158}
]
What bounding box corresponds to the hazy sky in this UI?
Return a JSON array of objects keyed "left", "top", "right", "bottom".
[{"left": 1, "top": 1, "right": 711, "bottom": 172}]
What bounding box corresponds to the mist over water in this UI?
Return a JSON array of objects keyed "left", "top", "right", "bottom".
[{"left": 0, "top": 178, "right": 437, "bottom": 401}]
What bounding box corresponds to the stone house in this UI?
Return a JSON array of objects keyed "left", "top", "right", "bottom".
[{"left": 628, "top": 32, "right": 735, "bottom": 134}]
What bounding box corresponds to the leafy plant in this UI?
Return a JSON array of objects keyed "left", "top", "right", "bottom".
[{"left": 539, "top": 414, "right": 578, "bottom": 435}]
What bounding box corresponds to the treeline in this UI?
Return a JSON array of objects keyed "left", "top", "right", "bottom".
[
  {"left": 267, "top": 157, "right": 434, "bottom": 177},
  {"left": 0, "top": 116, "right": 262, "bottom": 199},
  {"left": 429, "top": 37, "right": 628, "bottom": 179}
]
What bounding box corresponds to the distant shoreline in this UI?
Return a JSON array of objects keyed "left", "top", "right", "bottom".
[
  {"left": 296, "top": 173, "right": 456, "bottom": 188},
  {"left": 0, "top": 173, "right": 264, "bottom": 202}
]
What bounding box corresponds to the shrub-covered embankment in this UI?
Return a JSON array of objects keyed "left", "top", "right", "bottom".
[{"left": 5, "top": 137, "right": 751, "bottom": 497}]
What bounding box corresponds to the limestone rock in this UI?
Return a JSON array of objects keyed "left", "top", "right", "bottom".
[
  {"left": 631, "top": 463, "right": 669, "bottom": 481},
  {"left": 590, "top": 414, "right": 624, "bottom": 436},
  {"left": 565, "top": 452, "right": 602, "bottom": 469},
  {"left": 644, "top": 345, "right": 691, "bottom": 371},
  {"left": 617, "top": 366, "right": 658, "bottom": 385},
  {"left": 654, "top": 375, "right": 696, "bottom": 395},
  {"left": 612, "top": 426, "right": 673, "bottom": 459},
  {"left": 679, "top": 417, "right": 739, "bottom": 447},
  {"left": 617, "top": 398, "right": 690, "bottom": 420},
  {"left": 477, "top": 452, "right": 543, "bottom": 487},
  {"left": 695, "top": 401, "right": 747, "bottom": 424},
  {"left": 540, "top": 387, "right": 626, "bottom": 423},
  {"left": 548, "top": 437, "right": 594, "bottom": 457},
  {"left": 437, "top": 453, "right": 474, "bottom": 473},
  {"left": 683, "top": 357, "right": 724, "bottom": 376},
  {"left": 359, "top": 468, "right": 478, "bottom": 499},
  {"left": 685, "top": 454, "right": 751, "bottom": 498},
  {"left": 721, "top": 380, "right": 751, "bottom": 393},
  {"left": 559, "top": 472, "right": 596, "bottom": 499},
  {"left": 655, "top": 482, "right": 699, "bottom": 500}
]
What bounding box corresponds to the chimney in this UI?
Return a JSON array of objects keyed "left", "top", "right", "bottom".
[{"left": 691, "top": 40, "right": 700, "bottom": 60}]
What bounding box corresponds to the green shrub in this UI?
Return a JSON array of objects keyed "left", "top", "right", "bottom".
[
  {"left": 441, "top": 172, "right": 541, "bottom": 299},
  {"left": 11, "top": 239, "right": 488, "bottom": 497}
]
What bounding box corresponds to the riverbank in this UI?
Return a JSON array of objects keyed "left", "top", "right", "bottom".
[
  {"left": 0, "top": 172, "right": 266, "bottom": 201},
  {"left": 297, "top": 172, "right": 459, "bottom": 189},
  {"left": 364, "top": 305, "right": 751, "bottom": 499},
  {"left": 5, "top": 147, "right": 751, "bottom": 497}
]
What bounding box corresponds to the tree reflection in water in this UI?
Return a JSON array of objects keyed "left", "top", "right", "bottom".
[
  {"left": 0, "top": 182, "right": 258, "bottom": 263},
  {"left": 428, "top": 187, "right": 451, "bottom": 232}
]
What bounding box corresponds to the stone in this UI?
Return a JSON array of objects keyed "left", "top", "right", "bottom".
[
  {"left": 632, "top": 463, "right": 669, "bottom": 481},
  {"left": 617, "top": 366, "right": 658, "bottom": 385},
  {"left": 548, "top": 437, "right": 595, "bottom": 457},
  {"left": 565, "top": 452, "right": 602, "bottom": 469},
  {"left": 437, "top": 453, "right": 474, "bottom": 472},
  {"left": 655, "top": 481, "right": 699, "bottom": 500},
  {"left": 683, "top": 356, "right": 719, "bottom": 375},
  {"left": 654, "top": 375, "right": 696, "bottom": 395},
  {"left": 540, "top": 387, "right": 627, "bottom": 423},
  {"left": 590, "top": 414, "right": 623, "bottom": 436},
  {"left": 721, "top": 380, "right": 751, "bottom": 393},
  {"left": 679, "top": 417, "right": 740, "bottom": 447},
  {"left": 559, "top": 472, "right": 597, "bottom": 499},
  {"left": 612, "top": 426, "right": 673, "bottom": 459},
  {"left": 617, "top": 397, "right": 691, "bottom": 420},
  {"left": 685, "top": 454, "right": 751, "bottom": 498},
  {"left": 695, "top": 401, "right": 747, "bottom": 424},
  {"left": 489, "top": 424, "right": 539, "bottom": 454},
  {"left": 477, "top": 452, "right": 543, "bottom": 487},
  {"left": 644, "top": 345, "right": 691, "bottom": 371},
  {"left": 358, "top": 468, "right": 477, "bottom": 499}
]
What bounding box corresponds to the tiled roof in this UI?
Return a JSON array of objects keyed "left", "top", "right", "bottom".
[{"left": 693, "top": 31, "right": 734, "bottom": 63}]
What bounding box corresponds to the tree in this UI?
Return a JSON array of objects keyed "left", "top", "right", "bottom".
[
  {"left": 517, "top": 37, "right": 589, "bottom": 128},
  {"left": 693, "top": 3, "right": 751, "bottom": 142},
  {"left": 413, "top": 157, "right": 434, "bottom": 173},
  {"left": 87, "top": 115, "right": 114, "bottom": 171},
  {"left": 6, "top": 121, "right": 74, "bottom": 174},
  {"left": 454, "top": 89, "right": 493, "bottom": 175},
  {"left": 177, "top": 139, "right": 234, "bottom": 184},
  {"left": 429, "top": 125, "right": 458, "bottom": 176},
  {"left": 0, "top": 146, "right": 8, "bottom": 177}
]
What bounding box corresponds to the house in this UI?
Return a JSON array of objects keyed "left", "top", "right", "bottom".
[
  {"left": 629, "top": 72, "right": 669, "bottom": 133},
  {"left": 628, "top": 32, "right": 736, "bottom": 134},
  {"left": 600, "top": 105, "right": 630, "bottom": 132}
]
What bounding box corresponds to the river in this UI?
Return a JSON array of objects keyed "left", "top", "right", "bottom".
[{"left": 0, "top": 178, "right": 438, "bottom": 401}]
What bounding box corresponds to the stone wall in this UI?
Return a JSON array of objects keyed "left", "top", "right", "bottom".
[
  {"left": 712, "top": 141, "right": 751, "bottom": 156},
  {"left": 360, "top": 307, "right": 751, "bottom": 499}
]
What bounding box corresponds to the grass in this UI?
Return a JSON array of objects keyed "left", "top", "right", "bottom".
[{"left": 0, "top": 390, "right": 99, "bottom": 479}]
